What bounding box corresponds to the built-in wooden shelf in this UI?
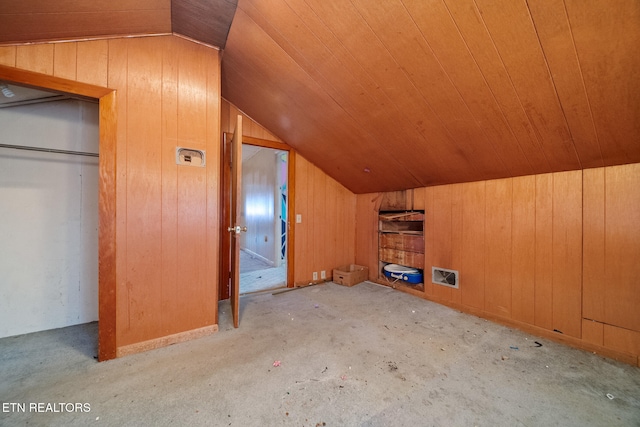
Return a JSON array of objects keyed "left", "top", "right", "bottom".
[{"left": 377, "top": 210, "right": 425, "bottom": 292}]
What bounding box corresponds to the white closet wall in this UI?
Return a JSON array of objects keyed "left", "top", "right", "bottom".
[{"left": 0, "top": 99, "right": 99, "bottom": 338}]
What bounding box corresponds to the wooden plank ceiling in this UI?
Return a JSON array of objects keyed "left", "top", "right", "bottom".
[
  {"left": 0, "top": 0, "right": 238, "bottom": 48},
  {"left": 1, "top": 1, "right": 638, "bottom": 194},
  {"left": 221, "top": 0, "right": 640, "bottom": 193}
]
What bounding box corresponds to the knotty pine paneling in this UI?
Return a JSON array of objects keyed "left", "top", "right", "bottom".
[{"left": 3, "top": 35, "right": 221, "bottom": 356}]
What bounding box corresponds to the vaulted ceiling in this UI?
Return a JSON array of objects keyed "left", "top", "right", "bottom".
[{"left": 2, "top": 0, "right": 639, "bottom": 194}]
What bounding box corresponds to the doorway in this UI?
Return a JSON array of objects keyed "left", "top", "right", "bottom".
[
  {"left": 0, "top": 84, "right": 99, "bottom": 339},
  {"left": 0, "top": 64, "right": 117, "bottom": 360},
  {"left": 219, "top": 133, "right": 295, "bottom": 302},
  {"left": 239, "top": 145, "right": 288, "bottom": 294}
]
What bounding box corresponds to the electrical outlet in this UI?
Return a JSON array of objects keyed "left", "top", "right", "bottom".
[
  {"left": 321, "top": 270, "right": 326, "bottom": 279},
  {"left": 313, "top": 272, "right": 318, "bottom": 281},
  {"left": 296, "top": 214, "right": 302, "bottom": 223}
]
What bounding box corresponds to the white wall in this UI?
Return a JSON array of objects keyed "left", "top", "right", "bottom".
[
  {"left": 0, "top": 99, "right": 99, "bottom": 338},
  {"left": 240, "top": 147, "right": 278, "bottom": 265}
]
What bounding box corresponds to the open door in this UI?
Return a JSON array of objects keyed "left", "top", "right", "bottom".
[{"left": 229, "top": 115, "right": 244, "bottom": 328}]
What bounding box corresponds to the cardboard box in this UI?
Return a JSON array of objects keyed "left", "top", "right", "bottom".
[{"left": 333, "top": 264, "right": 369, "bottom": 287}]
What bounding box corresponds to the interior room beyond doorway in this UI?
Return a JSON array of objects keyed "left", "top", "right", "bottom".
[{"left": 239, "top": 144, "right": 288, "bottom": 294}]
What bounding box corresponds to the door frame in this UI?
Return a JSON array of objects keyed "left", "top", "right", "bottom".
[
  {"left": 219, "top": 133, "right": 296, "bottom": 301},
  {"left": 0, "top": 64, "right": 117, "bottom": 361}
]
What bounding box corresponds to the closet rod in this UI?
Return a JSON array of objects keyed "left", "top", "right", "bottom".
[{"left": 0, "top": 143, "right": 98, "bottom": 158}]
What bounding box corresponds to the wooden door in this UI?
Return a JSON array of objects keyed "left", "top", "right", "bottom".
[{"left": 229, "top": 115, "right": 244, "bottom": 328}]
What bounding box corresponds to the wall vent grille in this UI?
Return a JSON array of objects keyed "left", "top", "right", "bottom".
[{"left": 432, "top": 267, "right": 459, "bottom": 289}]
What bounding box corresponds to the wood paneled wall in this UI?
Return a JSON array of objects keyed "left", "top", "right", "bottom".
[
  {"left": 0, "top": 35, "right": 222, "bottom": 359},
  {"left": 221, "top": 99, "right": 357, "bottom": 285},
  {"left": 293, "top": 155, "right": 356, "bottom": 285},
  {"left": 356, "top": 164, "right": 640, "bottom": 365}
]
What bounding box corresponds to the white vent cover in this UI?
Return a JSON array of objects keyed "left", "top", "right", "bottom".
[{"left": 432, "top": 267, "right": 459, "bottom": 289}]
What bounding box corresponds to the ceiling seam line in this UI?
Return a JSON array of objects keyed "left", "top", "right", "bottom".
[
  {"left": 438, "top": 0, "right": 535, "bottom": 174},
  {"left": 524, "top": 0, "right": 582, "bottom": 170},
  {"left": 347, "top": 0, "right": 479, "bottom": 181},
  {"left": 470, "top": 0, "right": 553, "bottom": 173}
]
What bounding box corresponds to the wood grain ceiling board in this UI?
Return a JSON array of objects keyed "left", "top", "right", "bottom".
[
  {"left": 349, "top": 0, "right": 511, "bottom": 181},
  {"left": 224, "top": 0, "right": 638, "bottom": 193},
  {"left": 472, "top": 0, "right": 581, "bottom": 172},
  {"left": 300, "top": 0, "right": 485, "bottom": 185},
  {"left": 240, "top": 0, "right": 454, "bottom": 186},
  {"left": 441, "top": 0, "right": 552, "bottom": 174},
  {"left": 222, "top": 9, "right": 420, "bottom": 193},
  {"left": 401, "top": 0, "right": 534, "bottom": 177},
  {"left": 0, "top": 0, "right": 171, "bottom": 44},
  {"left": 563, "top": 0, "right": 640, "bottom": 167},
  {"left": 279, "top": 0, "right": 475, "bottom": 186},
  {"left": 171, "top": 0, "right": 238, "bottom": 48},
  {"left": 527, "top": 0, "right": 604, "bottom": 169}
]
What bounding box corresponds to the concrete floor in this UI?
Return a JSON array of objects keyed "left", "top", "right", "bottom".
[{"left": 1, "top": 281, "right": 639, "bottom": 426}]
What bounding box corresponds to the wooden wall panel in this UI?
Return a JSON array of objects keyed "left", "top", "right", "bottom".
[
  {"left": 511, "top": 175, "right": 536, "bottom": 324},
  {"left": 603, "top": 164, "right": 640, "bottom": 332},
  {"left": 0, "top": 46, "right": 17, "bottom": 66},
  {"left": 4, "top": 35, "right": 221, "bottom": 356},
  {"left": 160, "top": 36, "right": 179, "bottom": 336},
  {"left": 431, "top": 185, "right": 453, "bottom": 302},
  {"left": 77, "top": 40, "right": 108, "bottom": 87},
  {"left": 534, "top": 174, "right": 554, "bottom": 330},
  {"left": 582, "top": 168, "right": 605, "bottom": 321},
  {"left": 604, "top": 324, "right": 640, "bottom": 358},
  {"left": 16, "top": 44, "right": 53, "bottom": 74},
  {"left": 357, "top": 164, "right": 639, "bottom": 363},
  {"left": 460, "top": 181, "right": 485, "bottom": 309},
  {"left": 449, "top": 184, "right": 463, "bottom": 306},
  {"left": 484, "top": 179, "right": 512, "bottom": 317},
  {"left": 124, "top": 37, "right": 164, "bottom": 344},
  {"left": 293, "top": 156, "right": 310, "bottom": 284},
  {"left": 355, "top": 193, "right": 382, "bottom": 281},
  {"left": 551, "top": 171, "right": 582, "bottom": 338},
  {"left": 292, "top": 156, "right": 356, "bottom": 285},
  {"left": 53, "top": 43, "right": 77, "bottom": 80}
]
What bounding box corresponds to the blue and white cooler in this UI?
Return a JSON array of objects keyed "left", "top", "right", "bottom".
[{"left": 383, "top": 264, "right": 423, "bottom": 285}]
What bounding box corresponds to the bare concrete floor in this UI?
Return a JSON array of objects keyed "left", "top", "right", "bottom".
[{"left": 1, "top": 281, "right": 639, "bottom": 426}]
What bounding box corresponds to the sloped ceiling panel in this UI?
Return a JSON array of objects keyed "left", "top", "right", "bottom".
[
  {"left": 172, "top": 0, "right": 238, "bottom": 48},
  {"left": 222, "top": 0, "right": 640, "bottom": 194},
  {"left": 0, "top": 0, "right": 172, "bottom": 44}
]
